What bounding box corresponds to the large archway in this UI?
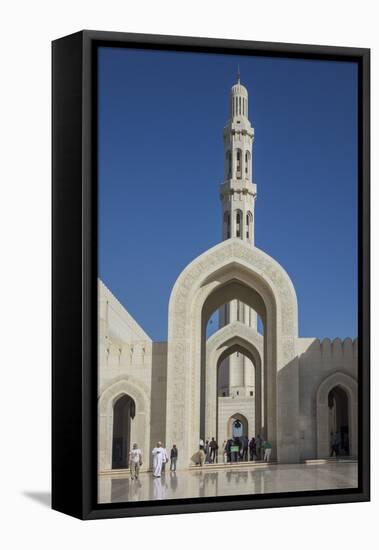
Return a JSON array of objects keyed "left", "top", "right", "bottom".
[
  {"left": 166, "top": 239, "right": 298, "bottom": 466},
  {"left": 316, "top": 372, "right": 358, "bottom": 458}
]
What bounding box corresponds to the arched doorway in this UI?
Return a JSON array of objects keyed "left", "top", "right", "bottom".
[
  {"left": 216, "top": 342, "right": 261, "bottom": 447},
  {"left": 316, "top": 372, "right": 357, "bottom": 458},
  {"left": 228, "top": 413, "right": 249, "bottom": 438},
  {"left": 166, "top": 239, "right": 299, "bottom": 466},
  {"left": 112, "top": 394, "right": 136, "bottom": 469},
  {"left": 98, "top": 377, "right": 151, "bottom": 472},
  {"left": 328, "top": 386, "right": 350, "bottom": 456}
]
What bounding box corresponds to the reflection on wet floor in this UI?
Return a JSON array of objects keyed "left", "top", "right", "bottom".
[{"left": 98, "top": 462, "right": 358, "bottom": 503}]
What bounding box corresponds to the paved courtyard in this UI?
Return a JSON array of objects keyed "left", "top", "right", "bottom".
[{"left": 98, "top": 461, "right": 358, "bottom": 503}]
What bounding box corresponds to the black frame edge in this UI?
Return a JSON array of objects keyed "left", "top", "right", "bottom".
[{"left": 52, "top": 31, "right": 85, "bottom": 519}]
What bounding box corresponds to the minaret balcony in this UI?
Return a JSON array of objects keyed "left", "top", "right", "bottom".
[{"left": 219, "top": 180, "right": 257, "bottom": 199}]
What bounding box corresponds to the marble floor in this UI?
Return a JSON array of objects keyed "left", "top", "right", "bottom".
[{"left": 98, "top": 462, "right": 358, "bottom": 503}]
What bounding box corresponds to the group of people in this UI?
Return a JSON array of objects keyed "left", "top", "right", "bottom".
[
  {"left": 127, "top": 441, "right": 179, "bottom": 480},
  {"left": 193, "top": 434, "right": 272, "bottom": 466},
  {"left": 152, "top": 442, "right": 178, "bottom": 477},
  {"left": 195, "top": 437, "right": 219, "bottom": 465},
  {"left": 129, "top": 433, "right": 274, "bottom": 480},
  {"left": 222, "top": 434, "right": 272, "bottom": 463}
]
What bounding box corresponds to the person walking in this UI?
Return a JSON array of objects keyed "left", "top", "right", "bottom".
[
  {"left": 263, "top": 440, "right": 272, "bottom": 462},
  {"left": 152, "top": 441, "right": 165, "bottom": 477},
  {"left": 129, "top": 443, "right": 142, "bottom": 480},
  {"left": 204, "top": 439, "right": 211, "bottom": 463},
  {"left": 170, "top": 444, "right": 178, "bottom": 471},
  {"left": 222, "top": 440, "right": 228, "bottom": 463},
  {"left": 198, "top": 446, "right": 206, "bottom": 467},
  {"left": 241, "top": 435, "right": 248, "bottom": 461},
  {"left": 330, "top": 432, "right": 338, "bottom": 457},
  {"left": 249, "top": 437, "right": 256, "bottom": 461},
  {"left": 209, "top": 437, "right": 218, "bottom": 463},
  {"left": 161, "top": 444, "right": 169, "bottom": 473},
  {"left": 255, "top": 434, "right": 262, "bottom": 461}
]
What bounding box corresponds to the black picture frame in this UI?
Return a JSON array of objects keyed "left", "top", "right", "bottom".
[{"left": 52, "top": 30, "right": 370, "bottom": 520}]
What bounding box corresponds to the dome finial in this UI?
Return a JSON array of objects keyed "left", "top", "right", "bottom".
[{"left": 237, "top": 64, "right": 240, "bottom": 84}]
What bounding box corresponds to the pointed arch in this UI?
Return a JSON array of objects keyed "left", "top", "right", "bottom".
[
  {"left": 98, "top": 377, "right": 151, "bottom": 472},
  {"left": 166, "top": 238, "right": 298, "bottom": 466},
  {"left": 205, "top": 321, "right": 263, "bottom": 441},
  {"left": 316, "top": 371, "right": 358, "bottom": 458}
]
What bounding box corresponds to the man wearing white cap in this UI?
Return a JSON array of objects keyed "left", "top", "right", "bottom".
[{"left": 152, "top": 441, "right": 165, "bottom": 477}]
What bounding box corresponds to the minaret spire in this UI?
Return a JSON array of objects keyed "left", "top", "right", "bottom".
[
  {"left": 237, "top": 64, "right": 240, "bottom": 84},
  {"left": 220, "top": 76, "right": 257, "bottom": 244}
]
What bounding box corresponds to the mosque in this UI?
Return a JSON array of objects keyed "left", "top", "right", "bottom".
[{"left": 97, "top": 74, "right": 358, "bottom": 474}]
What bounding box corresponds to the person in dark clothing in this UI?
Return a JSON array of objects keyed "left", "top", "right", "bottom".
[
  {"left": 209, "top": 437, "right": 219, "bottom": 463},
  {"left": 241, "top": 435, "right": 249, "bottom": 461},
  {"left": 170, "top": 444, "right": 178, "bottom": 471},
  {"left": 249, "top": 437, "right": 256, "bottom": 461},
  {"left": 225, "top": 439, "right": 232, "bottom": 462}
]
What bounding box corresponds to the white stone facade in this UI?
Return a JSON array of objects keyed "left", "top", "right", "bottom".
[{"left": 97, "top": 75, "right": 357, "bottom": 473}]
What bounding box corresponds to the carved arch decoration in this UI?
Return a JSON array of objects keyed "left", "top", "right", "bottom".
[{"left": 166, "top": 238, "right": 299, "bottom": 466}]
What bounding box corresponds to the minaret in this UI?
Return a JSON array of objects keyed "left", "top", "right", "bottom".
[
  {"left": 220, "top": 69, "right": 257, "bottom": 244},
  {"left": 218, "top": 71, "right": 257, "bottom": 398}
]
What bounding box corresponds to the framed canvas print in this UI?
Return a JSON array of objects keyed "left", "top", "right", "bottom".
[{"left": 52, "top": 30, "right": 370, "bottom": 520}]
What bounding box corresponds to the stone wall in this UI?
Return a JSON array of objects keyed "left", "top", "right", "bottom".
[{"left": 297, "top": 337, "right": 358, "bottom": 460}]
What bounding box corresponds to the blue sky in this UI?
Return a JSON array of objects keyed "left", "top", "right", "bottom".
[{"left": 98, "top": 46, "right": 358, "bottom": 341}]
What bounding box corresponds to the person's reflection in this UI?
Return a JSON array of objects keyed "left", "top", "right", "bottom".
[
  {"left": 129, "top": 477, "right": 142, "bottom": 501},
  {"left": 198, "top": 471, "right": 205, "bottom": 497},
  {"left": 169, "top": 471, "right": 178, "bottom": 492},
  {"left": 153, "top": 476, "right": 166, "bottom": 500}
]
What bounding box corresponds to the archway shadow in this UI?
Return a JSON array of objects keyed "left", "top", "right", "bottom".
[{"left": 22, "top": 491, "right": 51, "bottom": 507}]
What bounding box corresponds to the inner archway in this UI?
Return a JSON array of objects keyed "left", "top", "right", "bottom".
[
  {"left": 200, "top": 279, "right": 269, "bottom": 443},
  {"left": 199, "top": 278, "right": 268, "bottom": 453},
  {"left": 112, "top": 394, "right": 136, "bottom": 469},
  {"left": 204, "top": 322, "right": 263, "bottom": 451}
]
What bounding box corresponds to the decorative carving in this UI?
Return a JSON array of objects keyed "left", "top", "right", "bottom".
[{"left": 166, "top": 238, "right": 299, "bottom": 463}]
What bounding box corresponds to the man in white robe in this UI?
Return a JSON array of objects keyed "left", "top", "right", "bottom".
[{"left": 152, "top": 441, "right": 165, "bottom": 477}]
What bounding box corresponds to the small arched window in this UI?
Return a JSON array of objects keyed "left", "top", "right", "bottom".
[
  {"left": 245, "top": 150, "right": 251, "bottom": 178},
  {"left": 236, "top": 210, "right": 242, "bottom": 238},
  {"left": 246, "top": 211, "right": 252, "bottom": 239},
  {"left": 236, "top": 149, "right": 242, "bottom": 179}
]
